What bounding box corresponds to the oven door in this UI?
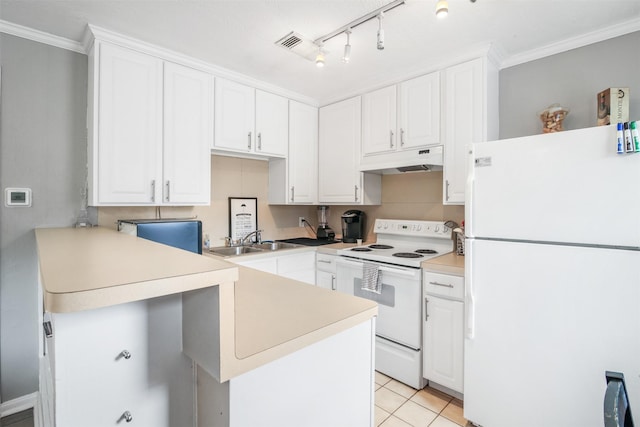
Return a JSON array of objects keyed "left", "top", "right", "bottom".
[{"left": 336, "top": 257, "right": 422, "bottom": 349}]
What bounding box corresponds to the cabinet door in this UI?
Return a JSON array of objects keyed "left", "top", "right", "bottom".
[
  {"left": 288, "top": 101, "right": 318, "bottom": 204},
  {"left": 423, "top": 296, "right": 464, "bottom": 393},
  {"left": 163, "top": 62, "right": 213, "bottom": 205},
  {"left": 318, "top": 97, "right": 362, "bottom": 203},
  {"left": 234, "top": 257, "right": 278, "bottom": 274},
  {"left": 443, "top": 59, "right": 483, "bottom": 205},
  {"left": 96, "top": 42, "right": 162, "bottom": 204},
  {"left": 316, "top": 270, "right": 336, "bottom": 290},
  {"left": 362, "top": 85, "right": 397, "bottom": 155},
  {"left": 399, "top": 72, "right": 440, "bottom": 149},
  {"left": 255, "top": 90, "right": 288, "bottom": 157},
  {"left": 214, "top": 78, "right": 255, "bottom": 153}
]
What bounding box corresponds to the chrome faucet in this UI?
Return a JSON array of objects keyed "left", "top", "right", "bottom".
[{"left": 241, "top": 229, "right": 263, "bottom": 245}]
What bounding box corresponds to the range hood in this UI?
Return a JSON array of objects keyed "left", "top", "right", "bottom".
[{"left": 359, "top": 145, "right": 443, "bottom": 175}]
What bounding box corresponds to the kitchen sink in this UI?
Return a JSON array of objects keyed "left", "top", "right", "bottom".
[{"left": 209, "top": 246, "right": 264, "bottom": 256}]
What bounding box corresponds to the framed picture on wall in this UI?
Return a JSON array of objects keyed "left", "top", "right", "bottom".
[{"left": 228, "top": 197, "right": 258, "bottom": 242}]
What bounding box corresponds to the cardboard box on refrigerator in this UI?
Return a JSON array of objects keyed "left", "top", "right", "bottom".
[{"left": 597, "top": 87, "right": 629, "bottom": 126}]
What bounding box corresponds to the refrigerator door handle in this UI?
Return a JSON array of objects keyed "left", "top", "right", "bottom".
[
  {"left": 465, "top": 144, "right": 475, "bottom": 237},
  {"left": 465, "top": 240, "right": 475, "bottom": 339}
]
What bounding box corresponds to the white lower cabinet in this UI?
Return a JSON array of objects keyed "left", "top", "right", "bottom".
[
  {"left": 45, "top": 295, "right": 193, "bottom": 427},
  {"left": 316, "top": 253, "right": 337, "bottom": 290},
  {"left": 423, "top": 271, "right": 464, "bottom": 394},
  {"left": 234, "top": 251, "right": 316, "bottom": 285}
]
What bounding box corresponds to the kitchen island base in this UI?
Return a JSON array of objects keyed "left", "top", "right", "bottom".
[{"left": 195, "top": 319, "right": 375, "bottom": 427}]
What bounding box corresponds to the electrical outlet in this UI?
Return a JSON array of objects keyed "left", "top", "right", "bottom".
[{"left": 298, "top": 217, "right": 305, "bottom": 227}]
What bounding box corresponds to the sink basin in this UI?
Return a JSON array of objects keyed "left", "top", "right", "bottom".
[
  {"left": 209, "top": 246, "right": 264, "bottom": 256},
  {"left": 252, "top": 242, "right": 301, "bottom": 251}
]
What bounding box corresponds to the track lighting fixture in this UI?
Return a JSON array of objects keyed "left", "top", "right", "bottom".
[
  {"left": 342, "top": 29, "right": 352, "bottom": 63},
  {"left": 435, "top": 0, "right": 449, "bottom": 18},
  {"left": 315, "top": 45, "right": 325, "bottom": 68},
  {"left": 377, "top": 12, "right": 385, "bottom": 50}
]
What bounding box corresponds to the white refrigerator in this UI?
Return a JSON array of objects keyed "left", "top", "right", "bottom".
[{"left": 464, "top": 124, "right": 640, "bottom": 427}]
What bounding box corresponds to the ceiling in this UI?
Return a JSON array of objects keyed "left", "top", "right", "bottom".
[{"left": 1, "top": 0, "right": 640, "bottom": 104}]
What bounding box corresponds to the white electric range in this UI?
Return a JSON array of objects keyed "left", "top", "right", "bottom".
[{"left": 335, "top": 219, "right": 454, "bottom": 389}]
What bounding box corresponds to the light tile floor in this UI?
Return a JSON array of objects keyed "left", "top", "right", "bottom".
[{"left": 375, "top": 372, "right": 472, "bottom": 427}]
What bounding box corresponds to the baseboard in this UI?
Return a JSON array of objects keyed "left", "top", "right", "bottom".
[{"left": 0, "top": 392, "right": 37, "bottom": 418}]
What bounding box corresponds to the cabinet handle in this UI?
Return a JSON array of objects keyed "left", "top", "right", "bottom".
[
  {"left": 120, "top": 411, "right": 133, "bottom": 423},
  {"left": 424, "top": 297, "right": 429, "bottom": 322},
  {"left": 429, "top": 281, "right": 454, "bottom": 288},
  {"left": 354, "top": 185, "right": 359, "bottom": 202},
  {"left": 257, "top": 132, "right": 262, "bottom": 150},
  {"left": 390, "top": 130, "right": 394, "bottom": 148},
  {"left": 317, "top": 260, "right": 332, "bottom": 264},
  {"left": 445, "top": 180, "right": 450, "bottom": 201},
  {"left": 165, "top": 180, "right": 170, "bottom": 202},
  {"left": 248, "top": 132, "right": 252, "bottom": 150},
  {"left": 290, "top": 186, "right": 295, "bottom": 202},
  {"left": 331, "top": 274, "right": 336, "bottom": 291},
  {"left": 150, "top": 180, "right": 156, "bottom": 203},
  {"left": 118, "top": 350, "right": 132, "bottom": 360},
  {"left": 400, "top": 128, "right": 405, "bottom": 146}
]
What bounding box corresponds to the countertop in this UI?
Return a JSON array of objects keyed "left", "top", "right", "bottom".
[
  {"left": 421, "top": 252, "right": 465, "bottom": 276},
  {"left": 35, "top": 227, "right": 238, "bottom": 313},
  {"left": 36, "top": 227, "right": 377, "bottom": 382}
]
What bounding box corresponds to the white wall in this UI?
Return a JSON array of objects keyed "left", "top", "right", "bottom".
[{"left": 0, "top": 34, "right": 88, "bottom": 401}]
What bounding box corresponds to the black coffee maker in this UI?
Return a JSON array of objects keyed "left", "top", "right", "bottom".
[{"left": 341, "top": 210, "right": 366, "bottom": 243}]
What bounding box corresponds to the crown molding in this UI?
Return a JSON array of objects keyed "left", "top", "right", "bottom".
[
  {"left": 0, "top": 20, "right": 85, "bottom": 53},
  {"left": 501, "top": 17, "right": 640, "bottom": 69}
]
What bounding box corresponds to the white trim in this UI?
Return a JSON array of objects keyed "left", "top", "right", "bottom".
[
  {"left": 501, "top": 16, "right": 640, "bottom": 69},
  {"left": 0, "top": 19, "right": 84, "bottom": 53},
  {"left": 0, "top": 392, "right": 37, "bottom": 418}
]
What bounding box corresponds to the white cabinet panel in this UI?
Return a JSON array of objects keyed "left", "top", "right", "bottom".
[
  {"left": 443, "top": 57, "right": 497, "bottom": 205},
  {"left": 256, "top": 90, "right": 288, "bottom": 157},
  {"left": 362, "top": 85, "right": 397, "bottom": 155},
  {"left": 94, "top": 42, "right": 162, "bottom": 205},
  {"left": 163, "top": 61, "right": 213, "bottom": 204},
  {"left": 88, "top": 40, "right": 212, "bottom": 206},
  {"left": 423, "top": 296, "right": 464, "bottom": 393},
  {"left": 269, "top": 101, "right": 317, "bottom": 204},
  {"left": 399, "top": 72, "right": 440, "bottom": 149},
  {"left": 214, "top": 78, "right": 255, "bottom": 153},
  {"left": 319, "top": 97, "right": 380, "bottom": 204},
  {"left": 316, "top": 253, "right": 337, "bottom": 290}
]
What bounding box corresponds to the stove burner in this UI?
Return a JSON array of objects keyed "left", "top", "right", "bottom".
[
  {"left": 392, "top": 252, "right": 424, "bottom": 259},
  {"left": 415, "top": 249, "right": 438, "bottom": 255},
  {"left": 368, "top": 244, "right": 394, "bottom": 250},
  {"left": 351, "top": 247, "right": 373, "bottom": 252}
]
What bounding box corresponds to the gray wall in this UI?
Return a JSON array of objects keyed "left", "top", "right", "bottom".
[
  {"left": 500, "top": 31, "right": 640, "bottom": 139},
  {"left": 0, "top": 34, "right": 87, "bottom": 401}
]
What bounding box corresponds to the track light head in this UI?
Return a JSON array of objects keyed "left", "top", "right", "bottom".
[
  {"left": 436, "top": 0, "right": 448, "bottom": 18},
  {"left": 342, "top": 29, "right": 352, "bottom": 63},
  {"left": 315, "top": 46, "right": 325, "bottom": 68},
  {"left": 377, "top": 12, "right": 385, "bottom": 50}
]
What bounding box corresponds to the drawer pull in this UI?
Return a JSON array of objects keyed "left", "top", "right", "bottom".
[
  {"left": 429, "top": 281, "right": 454, "bottom": 288},
  {"left": 120, "top": 411, "right": 133, "bottom": 423},
  {"left": 118, "top": 350, "right": 132, "bottom": 360},
  {"left": 317, "top": 260, "right": 332, "bottom": 264}
]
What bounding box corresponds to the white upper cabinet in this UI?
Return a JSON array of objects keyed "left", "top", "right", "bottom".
[
  {"left": 255, "top": 90, "right": 289, "bottom": 157},
  {"left": 443, "top": 57, "right": 498, "bottom": 205},
  {"left": 214, "top": 78, "right": 288, "bottom": 158},
  {"left": 399, "top": 72, "right": 440, "bottom": 149},
  {"left": 319, "top": 97, "right": 381, "bottom": 205},
  {"left": 361, "top": 71, "right": 441, "bottom": 169},
  {"left": 88, "top": 39, "right": 213, "bottom": 206},
  {"left": 163, "top": 61, "right": 213, "bottom": 205},
  {"left": 91, "top": 42, "right": 163, "bottom": 205},
  {"left": 268, "top": 101, "right": 317, "bottom": 205},
  {"left": 362, "top": 85, "right": 397, "bottom": 155},
  {"left": 214, "top": 78, "right": 256, "bottom": 153}
]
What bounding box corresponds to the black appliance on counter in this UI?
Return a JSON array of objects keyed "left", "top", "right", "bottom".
[{"left": 341, "top": 210, "right": 366, "bottom": 243}]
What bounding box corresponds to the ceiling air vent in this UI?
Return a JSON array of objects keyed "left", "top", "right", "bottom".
[{"left": 275, "top": 31, "right": 320, "bottom": 62}]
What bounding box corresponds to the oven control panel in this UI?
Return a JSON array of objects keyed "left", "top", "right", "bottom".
[{"left": 374, "top": 219, "right": 451, "bottom": 237}]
